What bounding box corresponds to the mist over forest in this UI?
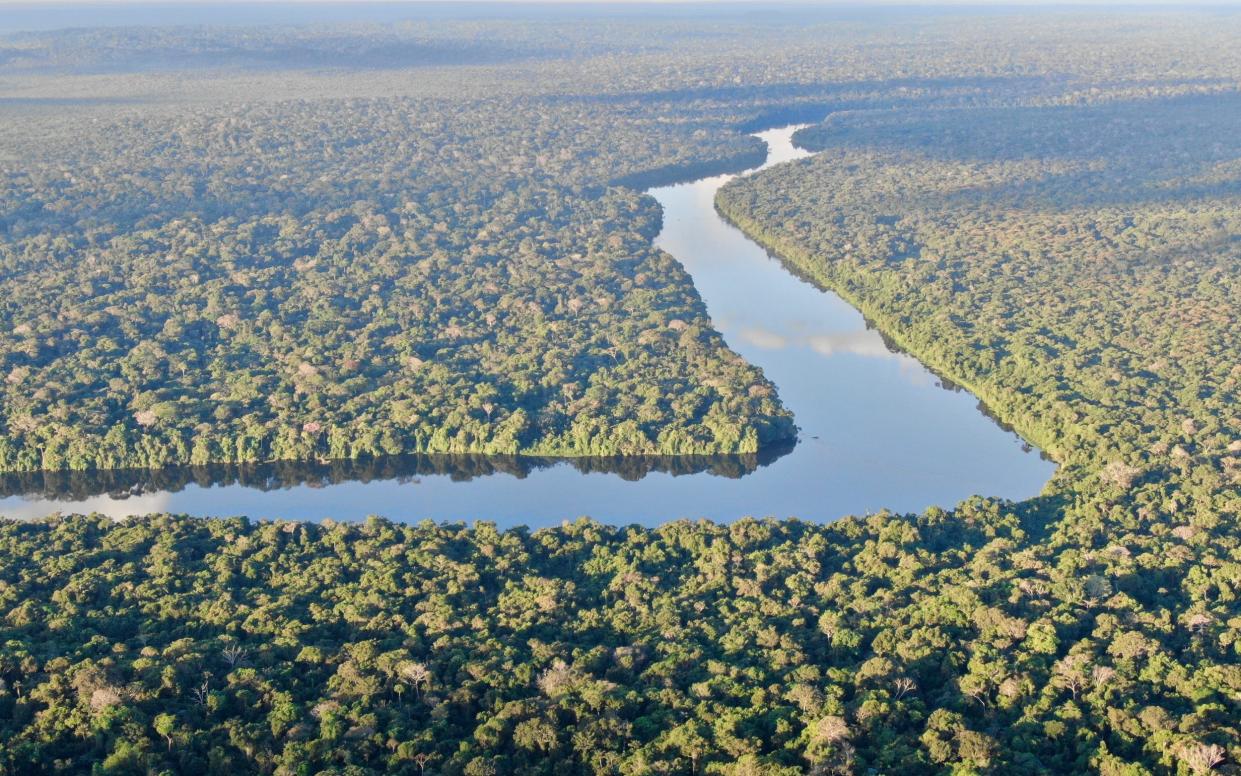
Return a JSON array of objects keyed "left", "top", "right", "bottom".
[{"left": 0, "top": 4, "right": 1237, "bottom": 774}]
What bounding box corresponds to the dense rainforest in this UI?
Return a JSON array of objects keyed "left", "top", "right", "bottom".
[
  {"left": 0, "top": 504, "right": 1234, "bottom": 776},
  {"left": 717, "top": 95, "right": 1240, "bottom": 497},
  {"left": 3, "top": 7, "right": 1238, "bottom": 472},
  {"left": 0, "top": 90, "right": 803, "bottom": 468},
  {"left": 0, "top": 6, "right": 1238, "bottom": 775}
]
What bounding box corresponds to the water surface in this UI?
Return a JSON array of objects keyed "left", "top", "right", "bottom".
[{"left": 0, "top": 126, "right": 1055, "bottom": 526}]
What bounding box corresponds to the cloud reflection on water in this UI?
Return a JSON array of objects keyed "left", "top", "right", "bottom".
[
  {"left": 0, "top": 124, "right": 1051, "bottom": 525},
  {"left": 736, "top": 324, "right": 937, "bottom": 387},
  {"left": 1, "top": 491, "right": 172, "bottom": 521}
]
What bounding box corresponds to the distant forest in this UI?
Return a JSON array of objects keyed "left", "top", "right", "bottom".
[{"left": 0, "top": 8, "right": 1237, "bottom": 776}]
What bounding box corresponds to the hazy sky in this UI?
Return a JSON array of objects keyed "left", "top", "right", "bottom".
[{"left": 3, "top": 0, "right": 1240, "bottom": 5}]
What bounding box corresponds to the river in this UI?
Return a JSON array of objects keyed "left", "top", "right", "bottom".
[{"left": 0, "top": 125, "right": 1055, "bottom": 526}]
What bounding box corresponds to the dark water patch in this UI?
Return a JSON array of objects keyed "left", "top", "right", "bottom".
[{"left": 0, "top": 444, "right": 794, "bottom": 504}]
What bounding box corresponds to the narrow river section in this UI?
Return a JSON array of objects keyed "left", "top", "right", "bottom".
[{"left": 0, "top": 125, "right": 1055, "bottom": 526}]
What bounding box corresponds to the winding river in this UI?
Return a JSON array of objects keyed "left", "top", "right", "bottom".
[{"left": 0, "top": 125, "right": 1055, "bottom": 526}]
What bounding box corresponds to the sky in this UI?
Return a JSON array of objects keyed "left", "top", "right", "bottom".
[
  {"left": 1, "top": 0, "right": 1236, "bottom": 36},
  {"left": 3, "top": 0, "right": 1240, "bottom": 5}
]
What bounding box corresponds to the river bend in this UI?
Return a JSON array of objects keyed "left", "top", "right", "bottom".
[{"left": 0, "top": 125, "right": 1054, "bottom": 525}]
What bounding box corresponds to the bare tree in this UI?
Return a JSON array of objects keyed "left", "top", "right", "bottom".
[
  {"left": 222, "top": 644, "right": 247, "bottom": 669},
  {"left": 892, "top": 676, "right": 917, "bottom": 700},
  {"left": 1091, "top": 665, "right": 1116, "bottom": 688},
  {"left": 1053, "top": 653, "right": 1092, "bottom": 700},
  {"left": 815, "top": 715, "right": 850, "bottom": 744},
  {"left": 412, "top": 752, "right": 433, "bottom": 774},
  {"left": 401, "top": 662, "right": 431, "bottom": 698},
  {"left": 959, "top": 674, "right": 991, "bottom": 708},
  {"left": 190, "top": 680, "right": 210, "bottom": 706},
  {"left": 1187, "top": 613, "right": 1213, "bottom": 634},
  {"left": 1180, "top": 742, "right": 1226, "bottom": 775}
]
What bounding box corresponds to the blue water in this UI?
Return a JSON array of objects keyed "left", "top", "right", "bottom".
[{"left": 0, "top": 125, "right": 1054, "bottom": 525}]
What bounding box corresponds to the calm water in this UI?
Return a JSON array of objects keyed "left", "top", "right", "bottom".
[{"left": 0, "top": 125, "right": 1055, "bottom": 526}]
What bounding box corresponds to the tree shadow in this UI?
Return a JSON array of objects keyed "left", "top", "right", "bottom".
[
  {"left": 0, "top": 439, "right": 797, "bottom": 504},
  {"left": 794, "top": 91, "right": 1241, "bottom": 212}
]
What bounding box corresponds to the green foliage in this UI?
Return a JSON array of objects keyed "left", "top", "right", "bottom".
[
  {"left": 7, "top": 7, "right": 1240, "bottom": 472},
  {"left": 0, "top": 507, "right": 1235, "bottom": 774},
  {"left": 0, "top": 9, "right": 1239, "bottom": 775},
  {"left": 718, "top": 96, "right": 1240, "bottom": 503},
  {"left": 709, "top": 77, "right": 1241, "bottom": 776},
  {"left": 0, "top": 62, "right": 806, "bottom": 471}
]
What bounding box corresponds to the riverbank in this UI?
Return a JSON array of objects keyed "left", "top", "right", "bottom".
[
  {"left": 0, "top": 124, "right": 1053, "bottom": 523},
  {"left": 713, "top": 202, "right": 1070, "bottom": 485}
]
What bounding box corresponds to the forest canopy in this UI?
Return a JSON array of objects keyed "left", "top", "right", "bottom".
[
  {"left": 1, "top": 50, "right": 813, "bottom": 470},
  {"left": 5, "top": 7, "right": 1239, "bottom": 473},
  {"left": 0, "top": 7, "right": 1238, "bottom": 775},
  {"left": 718, "top": 93, "right": 1240, "bottom": 497}
]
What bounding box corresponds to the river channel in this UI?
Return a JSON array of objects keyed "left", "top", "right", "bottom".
[{"left": 0, "top": 125, "right": 1055, "bottom": 525}]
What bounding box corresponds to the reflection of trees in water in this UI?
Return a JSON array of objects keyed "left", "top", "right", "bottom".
[{"left": 0, "top": 441, "right": 796, "bottom": 502}]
